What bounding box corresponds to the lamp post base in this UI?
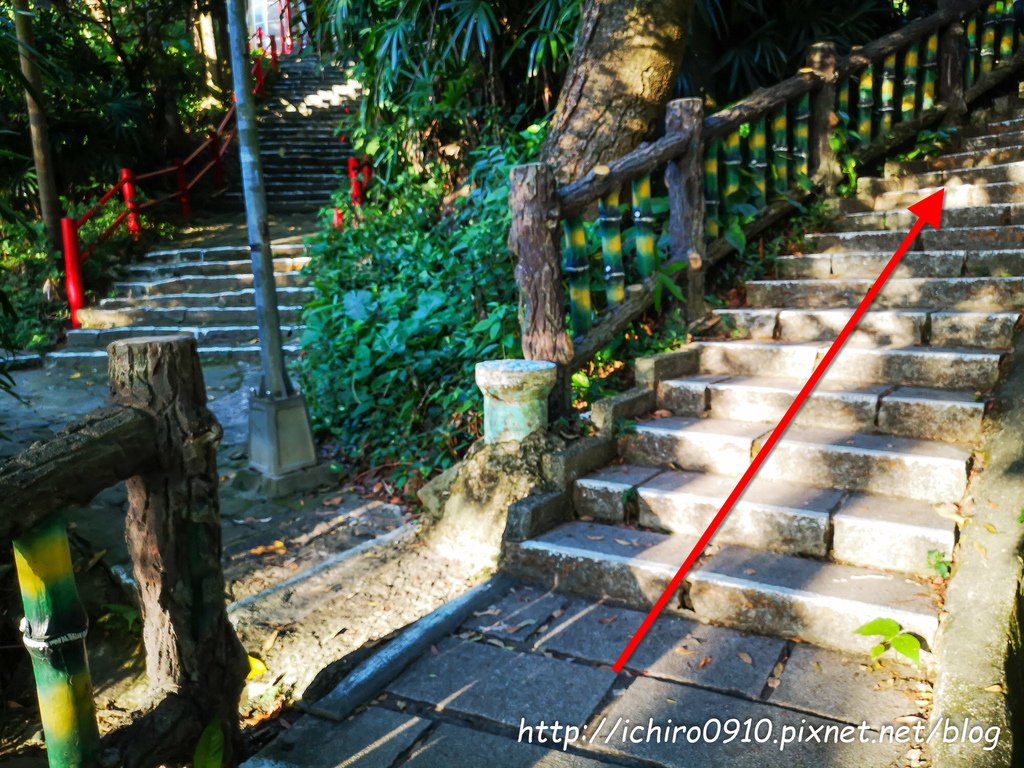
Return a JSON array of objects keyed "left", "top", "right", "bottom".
[{"left": 248, "top": 392, "right": 317, "bottom": 477}]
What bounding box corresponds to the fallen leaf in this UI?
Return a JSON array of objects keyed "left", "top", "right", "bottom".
[
  {"left": 974, "top": 541, "right": 988, "bottom": 559},
  {"left": 586, "top": 535, "right": 605, "bottom": 541},
  {"left": 697, "top": 656, "right": 712, "bottom": 669},
  {"left": 597, "top": 616, "right": 618, "bottom": 625},
  {"left": 766, "top": 677, "right": 780, "bottom": 689},
  {"left": 984, "top": 523, "right": 998, "bottom": 534},
  {"left": 246, "top": 656, "right": 267, "bottom": 680},
  {"left": 736, "top": 651, "right": 753, "bottom": 665},
  {"left": 983, "top": 683, "right": 1004, "bottom": 694},
  {"left": 613, "top": 538, "right": 633, "bottom": 546},
  {"left": 674, "top": 646, "right": 696, "bottom": 656}
]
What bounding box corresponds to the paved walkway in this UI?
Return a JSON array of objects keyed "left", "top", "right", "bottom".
[{"left": 247, "top": 580, "right": 931, "bottom": 768}]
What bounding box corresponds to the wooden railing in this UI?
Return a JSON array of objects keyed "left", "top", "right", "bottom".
[
  {"left": 510, "top": 0, "right": 1024, "bottom": 409},
  {"left": 0, "top": 337, "right": 247, "bottom": 768}
]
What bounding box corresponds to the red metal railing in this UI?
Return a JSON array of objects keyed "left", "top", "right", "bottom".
[{"left": 61, "top": 103, "right": 238, "bottom": 328}]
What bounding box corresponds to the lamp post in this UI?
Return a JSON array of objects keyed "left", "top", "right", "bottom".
[{"left": 226, "top": 0, "right": 318, "bottom": 482}]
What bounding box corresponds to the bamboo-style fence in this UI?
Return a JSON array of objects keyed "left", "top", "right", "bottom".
[
  {"left": 510, "top": 0, "right": 1024, "bottom": 410},
  {"left": 0, "top": 337, "right": 247, "bottom": 768}
]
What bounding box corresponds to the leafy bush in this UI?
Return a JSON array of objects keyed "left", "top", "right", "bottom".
[{"left": 298, "top": 126, "right": 546, "bottom": 486}]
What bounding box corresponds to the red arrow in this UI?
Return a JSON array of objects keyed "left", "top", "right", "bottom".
[{"left": 612, "top": 188, "right": 945, "bottom": 673}]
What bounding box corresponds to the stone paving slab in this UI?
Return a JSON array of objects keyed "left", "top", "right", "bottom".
[
  {"left": 386, "top": 637, "right": 616, "bottom": 728},
  {"left": 461, "top": 583, "right": 568, "bottom": 642},
  {"left": 403, "top": 723, "right": 627, "bottom": 767},
  {"left": 241, "top": 707, "right": 429, "bottom": 768},
  {"left": 533, "top": 601, "right": 783, "bottom": 699}
]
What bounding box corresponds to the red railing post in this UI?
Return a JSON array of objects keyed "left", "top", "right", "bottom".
[
  {"left": 281, "top": 0, "right": 293, "bottom": 55},
  {"left": 251, "top": 57, "right": 265, "bottom": 97},
  {"left": 209, "top": 130, "right": 225, "bottom": 188},
  {"left": 347, "top": 157, "right": 364, "bottom": 206},
  {"left": 175, "top": 160, "right": 192, "bottom": 220},
  {"left": 61, "top": 217, "right": 84, "bottom": 329},
  {"left": 120, "top": 168, "right": 141, "bottom": 239},
  {"left": 269, "top": 35, "right": 279, "bottom": 70},
  {"left": 257, "top": 26, "right": 264, "bottom": 50}
]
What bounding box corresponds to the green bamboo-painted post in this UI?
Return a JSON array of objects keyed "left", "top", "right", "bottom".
[
  {"left": 858, "top": 63, "right": 874, "bottom": 144},
  {"left": 723, "top": 130, "right": 743, "bottom": 204},
  {"left": 705, "top": 140, "right": 721, "bottom": 238},
  {"left": 597, "top": 190, "right": 626, "bottom": 307},
  {"left": 771, "top": 108, "right": 789, "bottom": 193},
  {"left": 13, "top": 520, "right": 101, "bottom": 768},
  {"left": 966, "top": 14, "right": 980, "bottom": 87},
  {"left": 921, "top": 32, "right": 939, "bottom": 110},
  {"left": 902, "top": 43, "right": 919, "bottom": 122},
  {"left": 793, "top": 93, "right": 810, "bottom": 181},
  {"left": 879, "top": 53, "right": 896, "bottom": 133},
  {"left": 980, "top": 3, "right": 997, "bottom": 74},
  {"left": 749, "top": 117, "right": 768, "bottom": 204},
  {"left": 632, "top": 174, "right": 658, "bottom": 279},
  {"left": 837, "top": 76, "right": 850, "bottom": 122},
  {"left": 999, "top": 0, "right": 1015, "bottom": 62},
  {"left": 562, "top": 217, "right": 592, "bottom": 335}
]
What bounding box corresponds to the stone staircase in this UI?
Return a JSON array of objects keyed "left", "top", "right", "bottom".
[
  {"left": 46, "top": 244, "right": 311, "bottom": 367},
  {"left": 506, "top": 108, "right": 1024, "bottom": 669},
  {"left": 224, "top": 54, "right": 359, "bottom": 213}
]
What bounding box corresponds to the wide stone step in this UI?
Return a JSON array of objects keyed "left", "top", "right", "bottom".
[
  {"left": 837, "top": 203, "right": 1024, "bottom": 232},
  {"left": 806, "top": 224, "right": 1024, "bottom": 252},
  {"left": 958, "top": 129, "right": 1024, "bottom": 151},
  {"left": 113, "top": 272, "right": 307, "bottom": 297},
  {"left": 65, "top": 324, "right": 302, "bottom": 349},
  {"left": 660, "top": 373, "right": 984, "bottom": 443},
  {"left": 848, "top": 181, "right": 1024, "bottom": 212},
  {"left": 77, "top": 305, "right": 304, "bottom": 329},
  {"left": 125, "top": 256, "right": 309, "bottom": 279},
  {"left": 775, "top": 249, "right": 966, "bottom": 279},
  {"left": 623, "top": 417, "right": 971, "bottom": 503},
  {"left": 99, "top": 286, "right": 315, "bottom": 309},
  {"left": 902, "top": 145, "right": 1024, "bottom": 172},
  {"left": 715, "top": 307, "right": 1019, "bottom": 349},
  {"left": 692, "top": 339, "right": 1002, "bottom": 390},
  {"left": 747, "top": 275, "right": 1024, "bottom": 312},
  {"left": 142, "top": 243, "right": 307, "bottom": 262},
  {"left": 506, "top": 522, "right": 939, "bottom": 652},
  {"left": 857, "top": 159, "right": 1024, "bottom": 194}
]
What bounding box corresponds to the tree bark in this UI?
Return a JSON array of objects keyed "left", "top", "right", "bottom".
[
  {"left": 105, "top": 336, "right": 247, "bottom": 768},
  {"left": 13, "top": 0, "right": 62, "bottom": 253},
  {"left": 540, "top": 0, "right": 694, "bottom": 185}
]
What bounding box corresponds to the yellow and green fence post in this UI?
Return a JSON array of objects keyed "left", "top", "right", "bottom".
[
  {"left": 921, "top": 33, "right": 938, "bottom": 110},
  {"left": 857, "top": 63, "right": 874, "bottom": 144},
  {"left": 998, "top": 0, "right": 1015, "bottom": 63},
  {"left": 966, "top": 13, "right": 980, "bottom": 86},
  {"left": 562, "top": 217, "right": 592, "bottom": 335},
  {"left": 793, "top": 94, "right": 810, "bottom": 181},
  {"left": 749, "top": 118, "right": 768, "bottom": 204},
  {"left": 902, "top": 43, "right": 919, "bottom": 122},
  {"left": 704, "top": 140, "right": 721, "bottom": 238},
  {"left": 879, "top": 53, "right": 896, "bottom": 133},
  {"left": 980, "top": 3, "right": 997, "bottom": 75},
  {"left": 771, "top": 108, "right": 789, "bottom": 193},
  {"left": 631, "top": 174, "right": 657, "bottom": 279},
  {"left": 13, "top": 519, "right": 100, "bottom": 768},
  {"left": 597, "top": 190, "right": 626, "bottom": 307},
  {"left": 723, "top": 130, "right": 742, "bottom": 203}
]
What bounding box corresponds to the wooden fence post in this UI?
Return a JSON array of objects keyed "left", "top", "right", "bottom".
[
  {"left": 939, "top": 1, "right": 968, "bottom": 115},
  {"left": 807, "top": 41, "right": 842, "bottom": 192},
  {"left": 106, "top": 335, "right": 247, "bottom": 767},
  {"left": 665, "top": 99, "right": 706, "bottom": 322}
]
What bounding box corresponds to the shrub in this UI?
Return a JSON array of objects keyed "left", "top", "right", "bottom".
[{"left": 298, "top": 125, "right": 546, "bottom": 487}]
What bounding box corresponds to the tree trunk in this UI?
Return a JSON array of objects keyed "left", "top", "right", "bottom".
[
  {"left": 13, "top": 0, "right": 61, "bottom": 253},
  {"left": 105, "top": 336, "right": 247, "bottom": 767},
  {"left": 541, "top": 0, "right": 694, "bottom": 185}
]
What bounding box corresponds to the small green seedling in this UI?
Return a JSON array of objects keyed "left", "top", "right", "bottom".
[
  {"left": 855, "top": 617, "right": 921, "bottom": 666},
  {"left": 927, "top": 549, "right": 951, "bottom": 578}
]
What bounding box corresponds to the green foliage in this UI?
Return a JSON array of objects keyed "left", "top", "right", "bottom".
[
  {"left": 97, "top": 603, "right": 142, "bottom": 635},
  {"left": 893, "top": 128, "right": 957, "bottom": 163},
  {"left": 855, "top": 617, "right": 922, "bottom": 666},
  {"left": 832, "top": 110, "right": 861, "bottom": 197},
  {"left": 299, "top": 126, "right": 546, "bottom": 484},
  {"left": 928, "top": 549, "right": 952, "bottom": 579},
  {"left": 192, "top": 720, "right": 224, "bottom": 768}
]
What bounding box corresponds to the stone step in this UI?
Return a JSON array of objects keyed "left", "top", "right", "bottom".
[
  {"left": 958, "top": 115, "right": 1024, "bottom": 136},
  {"left": 112, "top": 272, "right": 307, "bottom": 297},
  {"left": 775, "top": 249, "right": 966, "bottom": 279},
  {"left": 747, "top": 275, "right": 1024, "bottom": 313},
  {"left": 907, "top": 145, "right": 1024, "bottom": 172},
  {"left": 659, "top": 374, "right": 985, "bottom": 443},
  {"left": 805, "top": 224, "right": 1024, "bottom": 252},
  {"left": 847, "top": 181, "right": 1024, "bottom": 212},
  {"left": 623, "top": 417, "right": 971, "bottom": 503},
  {"left": 581, "top": 468, "right": 955, "bottom": 574},
  {"left": 77, "top": 304, "right": 304, "bottom": 329},
  {"left": 65, "top": 324, "right": 302, "bottom": 349},
  {"left": 857, "top": 159, "right": 1024, "bottom": 195},
  {"left": 142, "top": 244, "right": 307, "bottom": 262},
  {"left": 714, "top": 307, "right": 1018, "bottom": 349},
  {"left": 125, "top": 256, "right": 309, "bottom": 279},
  {"left": 958, "top": 129, "right": 1024, "bottom": 151},
  {"left": 99, "top": 285, "right": 315, "bottom": 309},
  {"left": 506, "top": 522, "right": 939, "bottom": 653},
  {"left": 692, "top": 339, "right": 1002, "bottom": 390},
  {"left": 45, "top": 343, "right": 301, "bottom": 367},
  {"left": 837, "top": 203, "right": 1024, "bottom": 232}
]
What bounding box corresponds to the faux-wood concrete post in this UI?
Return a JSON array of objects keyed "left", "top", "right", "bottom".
[
  {"left": 807, "top": 41, "right": 842, "bottom": 193},
  {"left": 508, "top": 163, "right": 574, "bottom": 417},
  {"left": 665, "top": 99, "right": 706, "bottom": 322},
  {"left": 939, "top": 0, "right": 968, "bottom": 115},
  {"left": 107, "top": 336, "right": 247, "bottom": 767}
]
